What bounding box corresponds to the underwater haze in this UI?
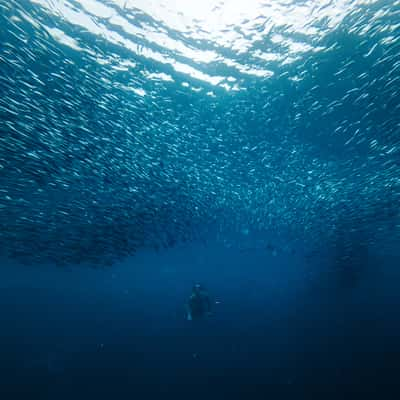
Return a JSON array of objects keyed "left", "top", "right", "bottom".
[{"left": 0, "top": 0, "right": 399, "bottom": 398}]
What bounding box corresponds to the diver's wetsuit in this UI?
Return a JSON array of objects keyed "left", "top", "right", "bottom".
[{"left": 187, "top": 289, "right": 211, "bottom": 320}]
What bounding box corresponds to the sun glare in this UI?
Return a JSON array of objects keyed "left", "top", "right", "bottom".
[{"left": 29, "top": 0, "right": 371, "bottom": 88}]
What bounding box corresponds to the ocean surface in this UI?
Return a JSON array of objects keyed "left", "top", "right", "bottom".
[{"left": 0, "top": 0, "right": 399, "bottom": 398}]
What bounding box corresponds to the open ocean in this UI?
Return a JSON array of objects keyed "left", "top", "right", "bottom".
[{"left": 0, "top": 0, "right": 399, "bottom": 398}]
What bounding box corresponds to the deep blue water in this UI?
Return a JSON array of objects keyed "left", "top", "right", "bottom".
[
  {"left": 2, "top": 244, "right": 400, "bottom": 398},
  {"left": 0, "top": 0, "right": 399, "bottom": 398}
]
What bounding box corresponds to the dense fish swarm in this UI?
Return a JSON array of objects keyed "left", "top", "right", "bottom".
[{"left": 0, "top": 0, "right": 399, "bottom": 266}]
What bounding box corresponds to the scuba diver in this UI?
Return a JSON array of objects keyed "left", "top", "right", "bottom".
[{"left": 186, "top": 284, "right": 212, "bottom": 321}]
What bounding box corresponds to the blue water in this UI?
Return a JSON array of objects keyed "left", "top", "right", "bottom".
[{"left": 0, "top": 0, "right": 399, "bottom": 398}]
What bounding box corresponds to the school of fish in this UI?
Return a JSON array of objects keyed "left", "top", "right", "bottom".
[{"left": 0, "top": 0, "right": 398, "bottom": 267}]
